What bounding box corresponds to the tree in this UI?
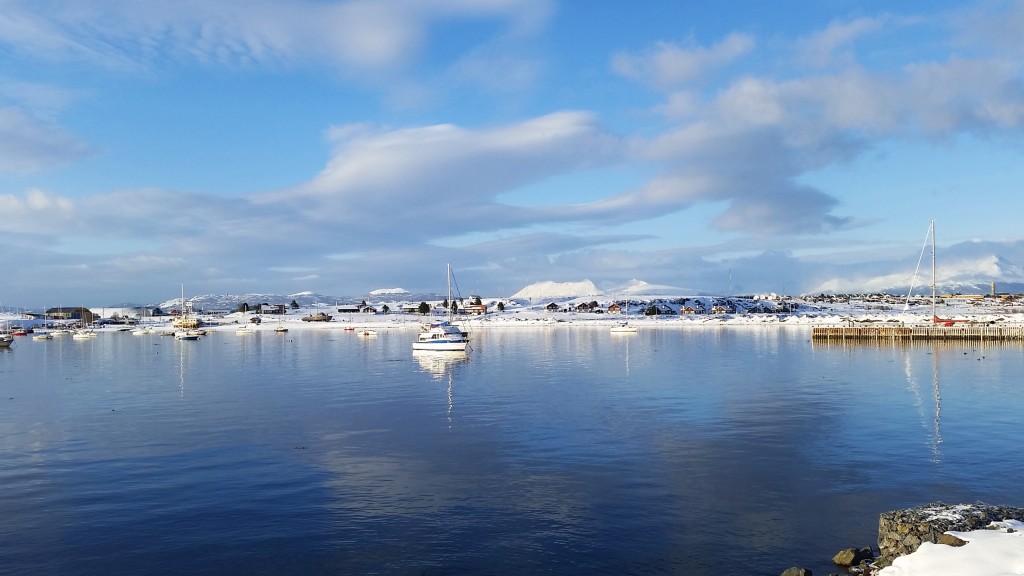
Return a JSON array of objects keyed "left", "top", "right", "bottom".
[
  {"left": 290, "top": 299, "right": 299, "bottom": 309},
  {"left": 236, "top": 302, "right": 249, "bottom": 313},
  {"left": 417, "top": 302, "right": 430, "bottom": 315},
  {"left": 382, "top": 304, "right": 390, "bottom": 314},
  {"left": 450, "top": 301, "right": 459, "bottom": 315},
  {"left": 644, "top": 305, "right": 660, "bottom": 316},
  {"left": 471, "top": 296, "right": 482, "bottom": 305},
  {"left": 496, "top": 302, "right": 505, "bottom": 312}
]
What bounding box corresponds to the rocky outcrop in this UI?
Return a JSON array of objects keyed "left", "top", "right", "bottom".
[
  {"left": 876, "top": 502, "right": 1024, "bottom": 567},
  {"left": 832, "top": 546, "right": 873, "bottom": 567}
]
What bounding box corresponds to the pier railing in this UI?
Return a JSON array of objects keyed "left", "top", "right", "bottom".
[{"left": 811, "top": 324, "right": 1024, "bottom": 341}]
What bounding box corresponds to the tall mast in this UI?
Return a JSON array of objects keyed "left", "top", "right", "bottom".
[
  {"left": 930, "top": 219, "right": 936, "bottom": 320},
  {"left": 446, "top": 263, "right": 452, "bottom": 321}
]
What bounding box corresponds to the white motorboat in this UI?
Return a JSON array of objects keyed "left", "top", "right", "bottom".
[{"left": 412, "top": 264, "right": 469, "bottom": 352}]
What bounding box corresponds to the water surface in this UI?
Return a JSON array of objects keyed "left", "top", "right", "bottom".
[{"left": 1, "top": 326, "right": 1022, "bottom": 575}]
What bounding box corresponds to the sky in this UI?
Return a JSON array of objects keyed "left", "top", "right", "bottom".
[{"left": 2, "top": 0, "right": 1024, "bottom": 308}]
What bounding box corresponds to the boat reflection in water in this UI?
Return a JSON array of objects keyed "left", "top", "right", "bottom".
[
  {"left": 413, "top": 350, "right": 469, "bottom": 428},
  {"left": 413, "top": 350, "right": 468, "bottom": 378}
]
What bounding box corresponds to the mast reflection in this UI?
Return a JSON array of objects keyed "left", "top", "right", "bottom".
[{"left": 413, "top": 350, "right": 469, "bottom": 428}]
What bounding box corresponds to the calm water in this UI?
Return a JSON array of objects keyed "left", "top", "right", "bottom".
[{"left": 1, "top": 326, "right": 1023, "bottom": 575}]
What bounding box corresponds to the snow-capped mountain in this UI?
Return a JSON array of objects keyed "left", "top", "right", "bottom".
[
  {"left": 510, "top": 280, "right": 602, "bottom": 300},
  {"left": 617, "top": 279, "right": 686, "bottom": 296},
  {"left": 369, "top": 288, "right": 410, "bottom": 295},
  {"left": 813, "top": 253, "right": 1024, "bottom": 295}
]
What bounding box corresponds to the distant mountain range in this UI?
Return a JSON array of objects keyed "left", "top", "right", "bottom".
[
  {"left": 814, "top": 252, "right": 1024, "bottom": 296},
  {"left": 111, "top": 248, "right": 1024, "bottom": 312}
]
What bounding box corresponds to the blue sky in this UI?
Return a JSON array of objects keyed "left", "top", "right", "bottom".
[{"left": 2, "top": 0, "right": 1024, "bottom": 307}]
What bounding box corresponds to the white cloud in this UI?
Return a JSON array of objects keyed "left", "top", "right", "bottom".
[
  {"left": 0, "top": 0, "right": 553, "bottom": 74},
  {"left": 611, "top": 32, "right": 755, "bottom": 89},
  {"left": 0, "top": 107, "right": 92, "bottom": 173},
  {"left": 265, "top": 111, "right": 626, "bottom": 240},
  {"left": 0, "top": 189, "right": 74, "bottom": 233},
  {"left": 795, "top": 16, "right": 890, "bottom": 68}
]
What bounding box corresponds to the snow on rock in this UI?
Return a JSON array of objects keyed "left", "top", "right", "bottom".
[{"left": 511, "top": 280, "right": 602, "bottom": 300}]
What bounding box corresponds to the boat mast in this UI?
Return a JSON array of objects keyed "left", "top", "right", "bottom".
[
  {"left": 446, "top": 263, "right": 453, "bottom": 321},
  {"left": 930, "top": 219, "right": 936, "bottom": 320}
]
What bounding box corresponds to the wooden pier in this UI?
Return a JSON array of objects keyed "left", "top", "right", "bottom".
[{"left": 812, "top": 324, "right": 1024, "bottom": 342}]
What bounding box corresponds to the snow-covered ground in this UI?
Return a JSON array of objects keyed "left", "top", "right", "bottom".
[
  {"left": 878, "top": 520, "right": 1024, "bottom": 576},
  {"left": 4, "top": 294, "right": 1024, "bottom": 331}
]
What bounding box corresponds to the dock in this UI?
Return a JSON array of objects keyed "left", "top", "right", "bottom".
[{"left": 811, "top": 324, "right": 1024, "bottom": 341}]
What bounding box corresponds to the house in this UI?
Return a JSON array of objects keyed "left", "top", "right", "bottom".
[
  {"left": 401, "top": 304, "right": 421, "bottom": 314},
  {"left": 463, "top": 302, "right": 488, "bottom": 316},
  {"left": 336, "top": 305, "right": 360, "bottom": 314},
  {"left": 680, "top": 306, "right": 697, "bottom": 315},
  {"left": 607, "top": 303, "right": 622, "bottom": 314},
  {"left": 46, "top": 307, "right": 96, "bottom": 324},
  {"left": 575, "top": 302, "right": 593, "bottom": 312},
  {"left": 259, "top": 304, "right": 287, "bottom": 315},
  {"left": 545, "top": 302, "right": 560, "bottom": 312},
  {"left": 360, "top": 305, "right": 377, "bottom": 314}
]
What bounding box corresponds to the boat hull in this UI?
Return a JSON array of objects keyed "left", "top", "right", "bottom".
[{"left": 412, "top": 341, "right": 468, "bottom": 351}]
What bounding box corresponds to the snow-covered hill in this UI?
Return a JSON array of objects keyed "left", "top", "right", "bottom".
[{"left": 511, "top": 280, "right": 602, "bottom": 300}]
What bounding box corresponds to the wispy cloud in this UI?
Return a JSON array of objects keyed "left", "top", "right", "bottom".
[
  {"left": 0, "top": 108, "right": 92, "bottom": 173},
  {"left": 610, "top": 33, "right": 755, "bottom": 89},
  {"left": 0, "top": 0, "right": 552, "bottom": 73}
]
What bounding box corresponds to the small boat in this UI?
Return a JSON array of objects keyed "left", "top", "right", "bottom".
[
  {"left": 174, "top": 330, "right": 201, "bottom": 340},
  {"left": 610, "top": 299, "right": 639, "bottom": 333},
  {"left": 412, "top": 264, "right": 470, "bottom": 352},
  {"left": 32, "top": 331, "right": 53, "bottom": 341},
  {"left": 72, "top": 328, "right": 97, "bottom": 339},
  {"left": 274, "top": 325, "right": 289, "bottom": 333},
  {"left": 357, "top": 329, "right": 377, "bottom": 337},
  {"left": 610, "top": 322, "right": 639, "bottom": 334},
  {"left": 0, "top": 331, "right": 13, "bottom": 348}
]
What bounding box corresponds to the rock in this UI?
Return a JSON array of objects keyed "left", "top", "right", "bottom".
[
  {"left": 780, "top": 567, "right": 812, "bottom": 576},
  {"left": 876, "top": 502, "right": 1024, "bottom": 567},
  {"left": 936, "top": 533, "right": 967, "bottom": 547},
  {"left": 833, "top": 546, "right": 874, "bottom": 566}
]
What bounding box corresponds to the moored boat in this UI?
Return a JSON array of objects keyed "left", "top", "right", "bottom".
[
  {"left": 412, "top": 264, "right": 469, "bottom": 352},
  {"left": 610, "top": 321, "right": 639, "bottom": 334}
]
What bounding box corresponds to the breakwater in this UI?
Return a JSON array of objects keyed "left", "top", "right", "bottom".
[{"left": 811, "top": 324, "right": 1024, "bottom": 341}]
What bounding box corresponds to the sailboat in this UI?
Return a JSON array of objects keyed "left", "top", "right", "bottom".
[
  {"left": 0, "top": 323, "right": 13, "bottom": 348},
  {"left": 905, "top": 220, "right": 968, "bottom": 326},
  {"left": 610, "top": 299, "right": 639, "bottom": 333},
  {"left": 174, "top": 285, "right": 203, "bottom": 340},
  {"left": 412, "top": 263, "right": 470, "bottom": 352},
  {"left": 72, "top": 307, "right": 97, "bottom": 339}
]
